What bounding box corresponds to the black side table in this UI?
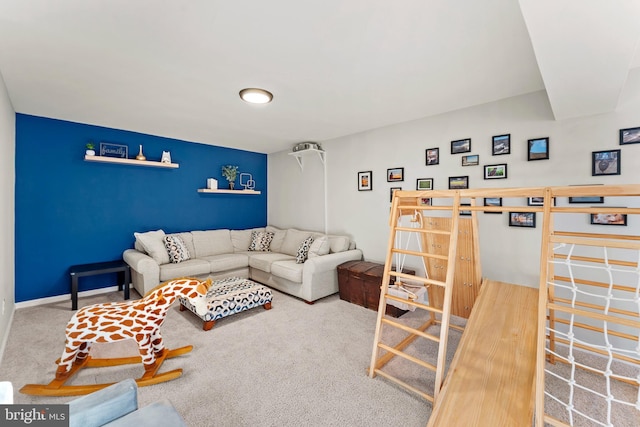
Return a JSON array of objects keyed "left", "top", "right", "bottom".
[{"left": 69, "top": 260, "right": 131, "bottom": 310}]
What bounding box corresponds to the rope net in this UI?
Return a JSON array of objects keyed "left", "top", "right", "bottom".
[{"left": 544, "top": 241, "right": 640, "bottom": 426}]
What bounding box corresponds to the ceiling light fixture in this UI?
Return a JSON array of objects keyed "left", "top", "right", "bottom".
[{"left": 239, "top": 88, "right": 273, "bottom": 104}]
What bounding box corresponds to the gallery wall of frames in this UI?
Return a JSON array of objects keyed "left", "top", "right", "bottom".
[{"left": 356, "top": 126, "right": 639, "bottom": 228}]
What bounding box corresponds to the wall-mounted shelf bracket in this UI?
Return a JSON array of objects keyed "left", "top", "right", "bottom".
[{"left": 288, "top": 148, "right": 325, "bottom": 172}]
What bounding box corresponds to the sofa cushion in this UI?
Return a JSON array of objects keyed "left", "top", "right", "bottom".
[
  {"left": 231, "top": 228, "right": 264, "bottom": 252},
  {"left": 308, "top": 236, "right": 331, "bottom": 258},
  {"left": 328, "top": 235, "right": 350, "bottom": 253},
  {"left": 280, "top": 229, "right": 313, "bottom": 257},
  {"left": 249, "top": 253, "right": 295, "bottom": 273},
  {"left": 134, "top": 230, "right": 170, "bottom": 265},
  {"left": 192, "top": 230, "right": 234, "bottom": 257},
  {"left": 201, "top": 253, "right": 249, "bottom": 272},
  {"left": 163, "top": 235, "right": 191, "bottom": 263},
  {"left": 271, "top": 260, "right": 304, "bottom": 283},
  {"left": 266, "top": 226, "right": 286, "bottom": 252},
  {"left": 295, "top": 236, "right": 315, "bottom": 264},
  {"left": 249, "top": 231, "right": 274, "bottom": 251},
  {"left": 159, "top": 259, "right": 211, "bottom": 281}
]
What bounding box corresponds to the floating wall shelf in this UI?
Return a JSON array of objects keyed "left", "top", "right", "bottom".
[
  {"left": 84, "top": 155, "right": 179, "bottom": 169},
  {"left": 197, "top": 189, "right": 261, "bottom": 195}
]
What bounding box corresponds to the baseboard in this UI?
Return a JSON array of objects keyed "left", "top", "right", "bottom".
[
  {"left": 2, "top": 286, "right": 123, "bottom": 365},
  {"left": 0, "top": 308, "right": 15, "bottom": 367},
  {"left": 15, "top": 285, "right": 122, "bottom": 309}
]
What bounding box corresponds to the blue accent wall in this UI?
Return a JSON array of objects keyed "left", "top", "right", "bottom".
[{"left": 15, "top": 114, "right": 267, "bottom": 302}]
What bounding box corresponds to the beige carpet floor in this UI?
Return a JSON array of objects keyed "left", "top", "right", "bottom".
[{"left": 0, "top": 287, "right": 638, "bottom": 426}]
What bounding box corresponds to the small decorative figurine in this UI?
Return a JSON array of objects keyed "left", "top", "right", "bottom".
[
  {"left": 221, "top": 165, "right": 239, "bottom": 190},
  {"left": 240, "top": 173, "right": 256, "bottom": 190},
  {"left": 136, "top": 144, "right": 146, "bottom": 161},
  {"left": 161, "top": 151, "right": 171, "bottom": 163}
]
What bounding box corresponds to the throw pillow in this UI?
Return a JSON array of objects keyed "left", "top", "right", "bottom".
[
  {"left": 248, "top": 231, "right": 274, "bottom": 251},
  {"left": 134, "top": 230, "right": 170, "bottom": 265},
  {"left": 295, "top": 236, "right": 315, "bottom": 264},
  {"left": 163, "top": 235, "right": 191, "bottom": 263},
  {"left": 281, "top": 229, "right": 312, "bottom": 256},
  {"left": 191, "top": 229, "right": 233, "bottom": 257},
  {"left": 266, "top": 226, "right": 286, "bottom": 252},
  {"left": 231, "top": 228, "right": 263, "bottom": 252},
  {"left": 328, "top": 235, "right": 351, "bottom": 253},
  {"left": 308, "top": 236, "right": 331, "bottom": 258}
]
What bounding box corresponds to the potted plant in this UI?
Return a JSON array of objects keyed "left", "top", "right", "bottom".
[
  {"left": 221, "top": 165, "right": 239, "bottom": 189},
  {"left": 86, "top": 142, "right": 96, "bottom": 156}
]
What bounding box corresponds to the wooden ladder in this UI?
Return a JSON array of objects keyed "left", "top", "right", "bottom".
[{"left": 368, "top": 190, "right": 462, "bottom": 403}]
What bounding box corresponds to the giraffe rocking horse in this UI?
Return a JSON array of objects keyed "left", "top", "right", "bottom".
[{"left": 20, "top": 277, "right": 211, "bottom": 396}]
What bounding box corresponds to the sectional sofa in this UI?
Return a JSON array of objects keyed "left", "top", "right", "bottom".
[{"left": 123, "top": 226, "right": 363, "bottom": 303}]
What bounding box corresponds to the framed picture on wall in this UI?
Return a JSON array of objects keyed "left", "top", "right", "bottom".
[
  {"left": 492, "top": 134, "right": 510, "bottom": 155},
  {"left": 416, "top": 178, "right": 434, "bottom": 190},
  {"left": 462, "top": 155, "right": 479, "bottom": 166},
  {"left": 509, "top": 212, "right": 536, "bottom": 228},
  {"left": 527, "top": 197, "right": 555, "bottom": 206},
  {"left": 619, "top": 127, "right": 640, "bottom": 145},
  {"left": 460, "top": 203, "right": 471, "bottom": 216},
  {"left": 387, "top": 167, "right": 404, "bottom": 182},
  {"left": 528, "top": 137, "right": 549, "bottom": 161},
  {"left": 569, "top": 196, "right": 604, "bottom": 204},
  {"left": 483, "top": 164, "right": 507, "bottom": 179},
  {"left": 527, "top": 197, "right": 544, "bottom": 206},
  {"left": 426, "top": 147, "right": 440, "bottom": 165},
  {"left": 592, "top": 149, "right": 621, "bottom": 176},
  {"left": 357, "top": 171, "right": 372, "bottom": 191},
  {"left": 451, "top": 138, "right": 471, "bottom": 154},
  {"left": 483, "top": 197, "right": 502, "bottom": 214},
  {"left": 448, "top": 176, "right": 469, "bottom": 189},
  {"left": 390, "top": 187, "right": 402, "bottom": 202},
  {"left": 590, "top": 211, "right": 627, "bottom": 226}
]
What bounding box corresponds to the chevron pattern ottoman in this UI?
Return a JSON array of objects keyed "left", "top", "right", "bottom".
[{"left": 179, "top": 277, "right": 272, "bottom": 331}]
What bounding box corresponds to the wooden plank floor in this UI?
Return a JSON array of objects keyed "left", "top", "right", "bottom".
[{"left": 427, "top": 280, "right": 539, "bottom": 427}]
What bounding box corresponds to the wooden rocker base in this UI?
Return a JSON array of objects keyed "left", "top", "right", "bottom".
[{"left": 19, "top": 345, "right": 192, "bottom": 397}]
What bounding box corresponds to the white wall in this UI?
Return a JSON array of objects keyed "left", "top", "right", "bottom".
[
  {"left": 268, "top": 149, "right": 326, "bottom": 233},
  {"left": 268, "top": 69, "right": 640, "bottom": 289},
  {"left": 0, "top": 70, "right": 15, "bottom": 363}
]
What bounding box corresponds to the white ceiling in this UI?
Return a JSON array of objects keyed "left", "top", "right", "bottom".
[{"left": 0, "top": 0, "right": 638, "bottom": 154}]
